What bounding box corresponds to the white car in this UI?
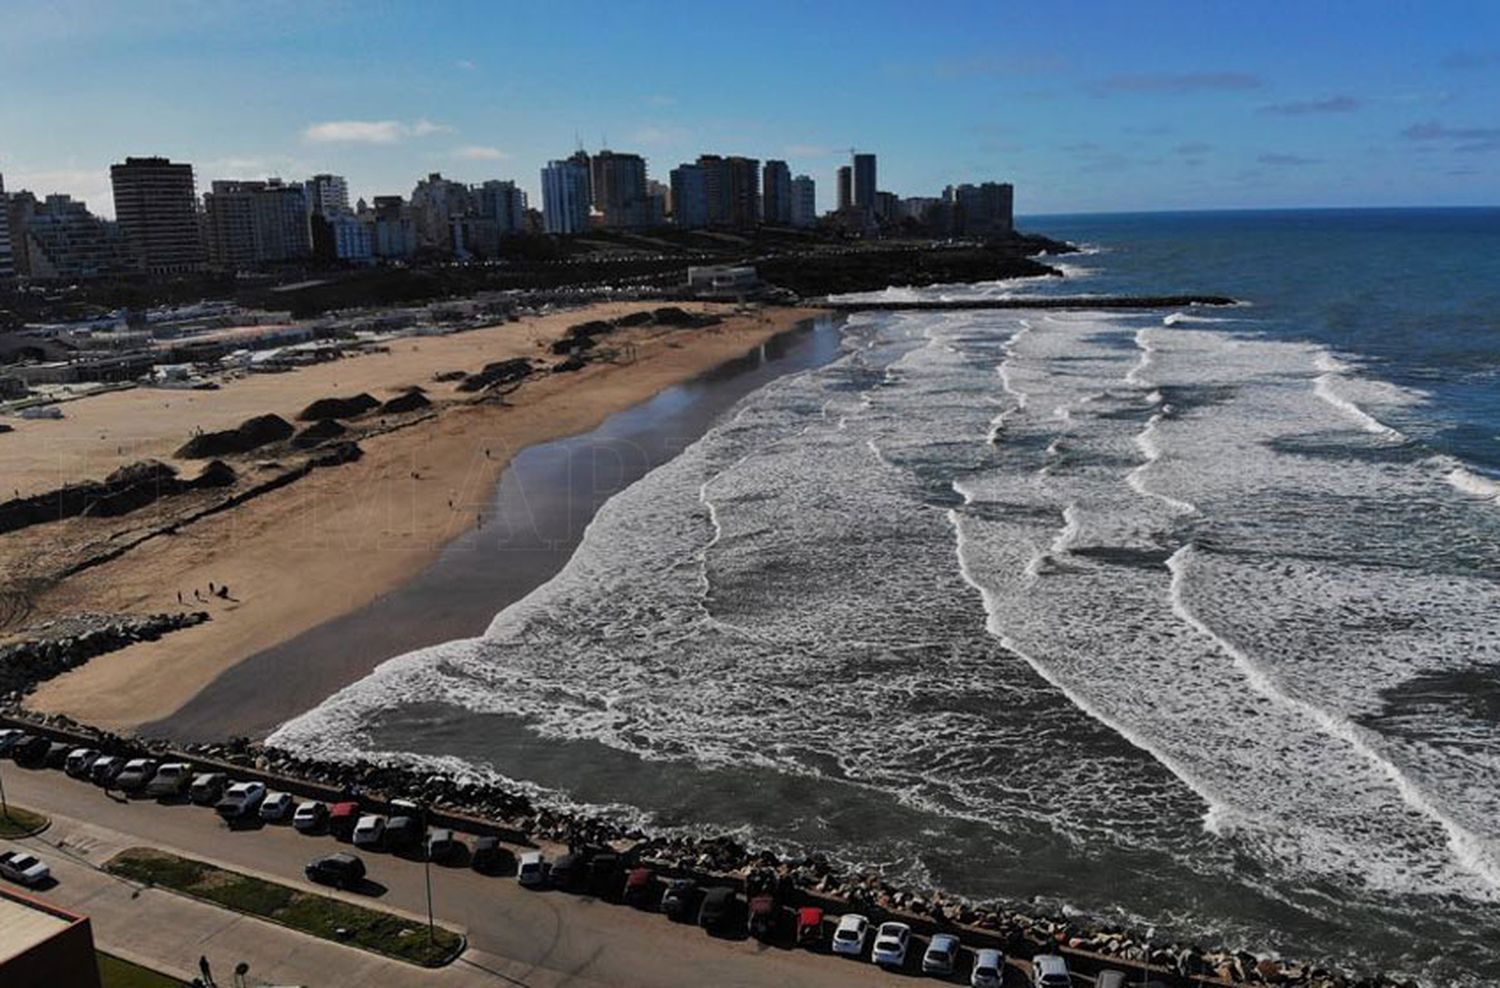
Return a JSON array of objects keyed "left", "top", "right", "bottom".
[
  {"left": 0, "top": 850, "right": 51, "bottom": 887},
  {"left": 870, "top": 921, "right": 911, "bottom": 969},
  {"left": 516, "top": 851, "right": 546, "bottom": 887},
  {"left": 259, "top": 791, "right": 295, "bottom": 822},
  {"left": 65, "top": 747, "right": 100, "bottom": 777},
  {"left": 831, "top": 913, "right": 870, "bottom": 957},
  {"left": 292, "top": 800, "right": 328, "bottom": 831},
  {"left": 971, "top": 948, "right": 1006, "bottom": 987},
  {"left": 352, "top": 814, "right": 386, "bottom": 847},
  {"left": 215, "top": 781, "right": 267, "bottom": 821},
  {"left": 1032, "top": 954, "right": 1071, "bottom": 987}
]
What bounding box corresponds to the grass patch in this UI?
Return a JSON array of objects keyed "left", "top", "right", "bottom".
[
  {"left": 105, "top": 848, "right": 462, "bottom": 967},
  {"left": 97, "top": 952, "right": 188, "bottom": 988},
  {"left": 0, "top": 805, "right": 49, "bottom": 837}
]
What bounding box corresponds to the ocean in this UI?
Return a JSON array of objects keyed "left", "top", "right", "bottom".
[{"left": 271, "top": 208, "right": 1500, "bottom": 985}]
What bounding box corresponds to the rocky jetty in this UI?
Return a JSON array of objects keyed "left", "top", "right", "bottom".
[
  {"left": 456, "top": 357, "right": 534, "bottom": 394},
  {"left": 759, "top": 234, "right": 1074, "bottom": 297},
  {"left": 0, "top": 612, "right": 208, "bottom": 699}
]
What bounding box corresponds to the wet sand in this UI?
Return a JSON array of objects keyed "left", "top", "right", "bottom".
[{"left": 141, "top": 316, "right": 845, "bottom": 739}]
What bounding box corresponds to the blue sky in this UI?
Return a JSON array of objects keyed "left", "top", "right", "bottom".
[{"left": 1, "top": 0, "right": 1497, "bottom": 219}]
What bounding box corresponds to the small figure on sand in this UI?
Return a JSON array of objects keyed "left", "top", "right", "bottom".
[{"left": 177, "top": 590, "right": 183, "bottom": 604}]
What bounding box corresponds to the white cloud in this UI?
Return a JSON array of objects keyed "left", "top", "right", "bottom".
[
  {"left": 454, "top": 146, "right": 510, "bottom": 161},
  {"left": 456, "top": 59, "right": 477, "bottom": 71},
  {"left": 302, "top": 119, "right": 451, "bottom": 144}
]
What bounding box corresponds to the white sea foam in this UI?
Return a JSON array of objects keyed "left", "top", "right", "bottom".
[
  {"left": 1312, "top": 353, "right": 1406, "bottom": 440},
  {"left": 1446, "top": 465, "right": 1500, "bottom": 502}
]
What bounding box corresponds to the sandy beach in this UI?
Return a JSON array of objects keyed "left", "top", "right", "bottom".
[{"left": 1, "top": 300, "right": 825, "bottom": 732}]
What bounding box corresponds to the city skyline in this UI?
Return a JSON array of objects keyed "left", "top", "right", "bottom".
[{"left": 2, "top": 0, "right": 1498, "bottom": 218}]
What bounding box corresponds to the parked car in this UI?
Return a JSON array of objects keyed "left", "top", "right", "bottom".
[
  {"left": 924, "top": 933, "right": 961, "bottom": 976},
  {"left": 587, "top": 852, "right": 621, "bottom": 897},
  {"left": 0, "top": 729, "right": 24, "bottom": 755},
  {"left": 747, "top": 893, "right": 778, "bottom": 940},
  {"left": 259, "top": 792, "right": 295, "bottom": 822},
  {"left": 698, "top": 886, "right": 737, "bottom": 932},
  {"left": 0, "top": 850, "right": 50, "bottom": 887},
  {"left": 1032, "top": 954, "right": 1071, "bottom": 988},
  {"left": 971, "top": 948, "right": 1006, "bottom": 988},
  {"left": 328, "top": 801, "right": 361, "bottom": 839},
  {"left": 145, "top": 763, "right": 193, "bottom": 798},
  {"left": 871, "top": 922, "right": 911, "bottom": 969},
  {"left": 1096, "top": 971, "right": 1128, "bottom": 988},
  {"left": 795, "top": 906, "right": 825, "bottom": 948},
  {"left": 189, "top": 772, "right": 227, "bottom": 805},
  {"left": 64, "top": 748, "right": 101, "bottom": 777},
  {"left": 304, "top": 852, "right": 366, "bottom": 890},
  {"left": 384, "top": 815, "right": 423, "bottom": 852},
  {"left": 292, "top": 801, "right": 328, "bottom": 832},
  {"left": 832, "top": 914, "right": 870, "bottom": 957},
  {"left": 516, "top": 851, "right": 547, "bottom": 887},
  {"left": 622, "top": 867, "right": 656, "bottom": 907},
  {"left": 352, "top": 814, "right": 386, "bottom": 848},
  {"left": 471, "top": 836, "right": 513, "bottom": 875},
  {"left": 89, "top": 754, "right": 126, "bottom": 786},
  {"left": 660, "top": 878, "right": 698, "bottom": 921},
  {"left": 114, "top": 758, "right": 158, "bottom": 794},
  {"left": 13, "top": 735, "right": 50, "bottom": 767},
  {"left": 215, "top": 781, "right": 267, "bottom": 821},
  {"left": 426, "top": 829, "right": 465, "bottom": 865},
  {"left": 43, "top": 742, "right": 73, "bottom": 769},
  {"left": 549, "top": 852, "right": 585, "bottom": 891}
]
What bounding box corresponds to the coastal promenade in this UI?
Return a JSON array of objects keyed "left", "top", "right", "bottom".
[{"left": 2, "top": 766, "right": 932, "bottom": 988}]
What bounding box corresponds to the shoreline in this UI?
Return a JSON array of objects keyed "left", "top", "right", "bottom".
[
  {"left": 7, "top": 301, "right": 827, "bottom": 732},
  {"left": 141, "top": 313, "right": 847, "bottom": 741}
]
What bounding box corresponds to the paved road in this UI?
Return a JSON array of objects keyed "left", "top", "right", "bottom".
[{"left": 1, "top": 764, "right": 1007, "bottom": 987}]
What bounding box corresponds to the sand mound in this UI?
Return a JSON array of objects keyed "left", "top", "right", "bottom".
[
  {"left": 297, "top": 393, "right": 379, "bottom": 422},
  {"left": 652, "top": 306, "right": 721, "bottom": 328},
  {"left": 176, "top": 414, "right": 294, "bottom": 459},
  {"left": 457, "top": 358, "right": 533, "bottom": 393},
  {"left": 194, "top": 460, "right": 238, "bottom": 487},
  {"left": 379, "top": 391, "right": 432, "bottom": 414},
  {"left": 291, "top": 419, "right": 347, "bottom": 449}
]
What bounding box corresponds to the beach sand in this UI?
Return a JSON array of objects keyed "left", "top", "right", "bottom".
[{"left": 5, "top": 301, "right": 824, "bottom": 733}]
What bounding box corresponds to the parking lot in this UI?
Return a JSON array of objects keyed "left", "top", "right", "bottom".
[{"left": 0, "top": 743, "right": 1056, "bottom": 987}]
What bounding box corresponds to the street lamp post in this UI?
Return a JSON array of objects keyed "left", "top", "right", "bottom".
[{"left": 421, "top": 803, "right": 435, "bottom": 945}]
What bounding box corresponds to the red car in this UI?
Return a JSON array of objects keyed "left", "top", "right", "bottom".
[
  {"left": 796, "top": 907, "right": 825, "bottom": 948},
  {"left": 623, "top": 867, "right": 656, "bottom": 907},
  {"left": 328, "top": 801, "right": 361, "bottom": 839}
]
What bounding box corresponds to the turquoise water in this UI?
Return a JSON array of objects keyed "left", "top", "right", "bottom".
[{"left": 278, "top": 209, "right": 1500, "bottom": 986}]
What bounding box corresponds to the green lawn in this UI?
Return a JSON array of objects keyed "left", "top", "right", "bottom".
[
  {"left": 97, "top": 952, "right": 188, "bottom": 988},
  {"left": 105, "top": 847, "right": 463, "bottom": 967},
  {"left": 0, "top": 804, "right": 49, "bottom": 837}
]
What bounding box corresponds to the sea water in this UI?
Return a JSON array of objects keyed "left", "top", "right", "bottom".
[{"left": 273, "top": 209, "right": 1500, "bottom": 985}]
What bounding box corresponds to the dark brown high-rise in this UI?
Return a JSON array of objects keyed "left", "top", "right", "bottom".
[{"left": 110, "top": 156, "right": 206, "bottom": 273}]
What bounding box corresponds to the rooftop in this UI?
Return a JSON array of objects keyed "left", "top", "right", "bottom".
[{"left": 0, "top": 888, "right": 79, "bottom": 965}]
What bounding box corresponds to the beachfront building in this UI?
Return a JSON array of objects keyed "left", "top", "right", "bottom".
[
  {"left": 875, "top": 190, "right": 899, "bottom": 223},
  {"left": 852, "top": 152, "right": 878, "bottom": 211},
  {"left": 410, "top": 173, "right": 474, "bottom": 252},
  {"left": 310, "top": 210, "right": 373, "bottom": 263},
  {"left": 367, "top": 195, "right": 416, "bottom": 258},
  {"left": 591, "top": 151, "right": 650, "bottom": 229},
  {"left": 669, "top": 163, "right": 709, "bottom": 229},
  {"left": 762, "top": 160, "right": 792, "bottom": 226},
  {"left": 836, "top": 165, "right": 852, "bottom": 211},
  {"left": 304, "top": 173, "right": 351, "bottom": 216},
  {"left": 541, "top": 159, "right": 591, "bottom": 235},
  {"left": 944, "top": 181, "right": 1014, "bottom": 237},
  {"left": 790, "top": 174, "right": 817, "bottom": 228},
  {"left": 0, "top": 174, "right": 13, "bottom": 284},
  {"left": 6, "top": 192, "right": 132, "bottom": 281},
  {"left": 696, "top": 155, "right": 760, "bottom": 230},
  {"left": 203, "top": 179, "right": 312, "bottom": 269},
  {"left": 109, "top": 156, "right": 206, "bottom": 273}
]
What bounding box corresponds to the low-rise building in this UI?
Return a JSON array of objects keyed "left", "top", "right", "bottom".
[
  {"left": 0, "top": 886, "right": 101, "bottom": 988},
  {"left": 686, "top": 264, "right": 759, "bottom": 297}
]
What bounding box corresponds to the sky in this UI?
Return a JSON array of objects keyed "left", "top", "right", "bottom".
[{"left": 1, "top": 0, "right": 1497, "bottom": 219}]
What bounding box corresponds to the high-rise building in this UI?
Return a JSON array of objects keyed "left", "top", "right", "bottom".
[
  {"left": 762, "top": 160, "right": 791, "bottom": 226},
  {"left": 592, "top": 151, "right": 649, "bottom": 229},
  {"left": 874, "top": 191, "right": 899, "bottom": 223},
  {"left": 567, "top": 150, "right": 593, "bottom": 207},
  {"left": 304, "top": 174, "right": 350, "bottom": 216},
  {"left": 311, "top": 210, "right": 373, "bottom": 263},
  {"left": 836, "top": 165, "right": 852, "bottom": 212},
  {"left": 944, "top": 182, "right": 1015, "bottom": 237},
  {"left": 7, "top": 192, "right": 130, "bottom": 281},
  {"left": 109, "top": 156, "right": 206, "bottom": 273},
  {"left": 367, "top": 196, "right": 416, "bottom": 258},
  {"left": 203, "top": 180, "right": 311, "bottom": 269},
  {"left": 0, "top": 174, "right": 13, "bottom": 284},
  {"left": 410, "top": 173, "right": 473, "bottom": 251},
  {"left": 473, "top": 180, "right": 528, "bottom": 234},
  {"left": 541, "top": 160, "right": 591, "bottom": 234},
  {"left": 669, "top": 164, "right": 708, "bottom": 229},
  {"left": 851, "top": 153, "right": 877, "bottom": 211},
  {"left": 645, "top": 180, "right": 669, "bottom": 227},
  {"left": 694, "top": 155, "right": 759, "bottom": 230},
  {"left": 790, "top": 174, "right": 817, "bottom": 228}
]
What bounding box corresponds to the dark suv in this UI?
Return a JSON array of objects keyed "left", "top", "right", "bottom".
[{"left": 305, "top": 852, "right": 366, "bottom": 890}]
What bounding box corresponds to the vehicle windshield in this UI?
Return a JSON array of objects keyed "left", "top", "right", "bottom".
[
  {"left": 835, "top": 930, "right": 856, "bottom": 940},
  {"left": 976, "top": 967, "right": 998, "bottom": 977}
]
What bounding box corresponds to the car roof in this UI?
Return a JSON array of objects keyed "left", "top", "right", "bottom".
[
  {"left": 975, "top": 948, "right": 1003, "bottom": 963},
  {"left": 356, "top": 814, "right": 383, "bottom": 824},
  {"left": 837, "top": 913, "right": 868, "bottom": 927},
  {"left": 518, "top": 851, "right": 543, "bottom": 863},
  {"left": 1034, "top": 955, "right": 1069, "bottom": 972},
  {"left": 929, "top": 933, "right": 959, "bottom": 948},
  {"left": 702, "top": 886, "right": 735, "bottom": 902},
  {"left": 798, "top": 906, "right": 823, "bottom": 921},
  {"left": 878, "top": 921, "right": 910, "bottom": 932}
]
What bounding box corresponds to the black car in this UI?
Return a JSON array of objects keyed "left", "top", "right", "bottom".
[
  {"left": 699, "top": 886, "right": 739, "bottom": 932},
  {"left": 550, "top": 852, "right": 586, "bottom": 892},
  {"left": 661, "top": 878, "right": 699, "bottom": 922},
  {"left": 42, "top": 742, "right": 73, "bottom": 769},
  {"left": 385, "top": 815, "right": 423, "bottom": 853},
  {"left": 470, "top": 836, "right": 514, "bottom": 875},
  {"left": 587, "top": 853, "right": 622, "bottom": 898},
  {"left": 426, "top": 829, "right": 466, "bottom": 865},
  {"left": 12, "top": 736, "right": 50, "bottom": 767},
  {"left": 305, "top": 852, "right": 366, "bottom": 890}
]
